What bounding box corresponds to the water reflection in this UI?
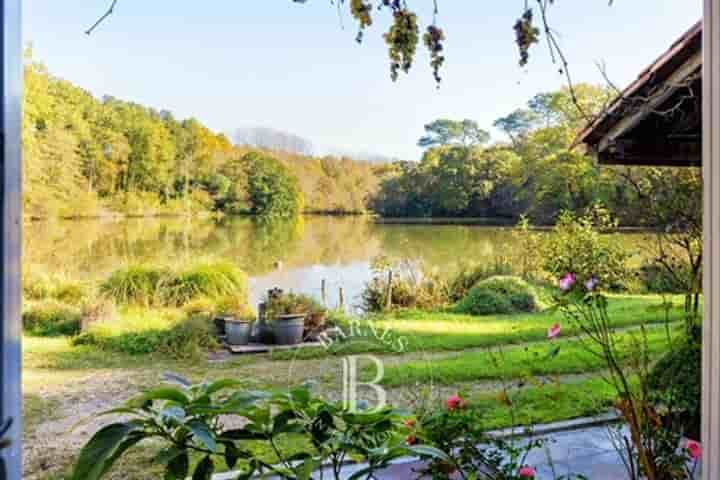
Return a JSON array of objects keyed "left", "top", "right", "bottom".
[{"left": 23, "top": 216, "right": 647, "bottom": 309}]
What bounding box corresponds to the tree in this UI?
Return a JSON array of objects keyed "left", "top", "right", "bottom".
[
  {"left": 418, "top": 119, "right": 490, "bottom": 149},
  {"left": 243, "top": 151, "right": 304, "bottom": 221}
]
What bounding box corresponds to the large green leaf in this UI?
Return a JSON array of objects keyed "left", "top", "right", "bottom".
[
  {"left": 71, "top": 422, "right": 143, "bottom": 480},
  {"left": 165, "top": 452, "right": 189, "bottom": 480},
  {"left": 204, "top": 379, "right": 243, "bottom": 396},
  {"left": 192, "top": 455, "right": 214, "bottom": 480},
  {"left": 187, "top": 419, "right": 217, "bottom": 452},
  {"left": 127, "top": 387, "right": 190, "bottom": 407}
]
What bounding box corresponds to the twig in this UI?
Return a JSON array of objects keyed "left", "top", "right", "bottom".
[{"left": 86, "top": 0, "right": 118, "bottom": 35}]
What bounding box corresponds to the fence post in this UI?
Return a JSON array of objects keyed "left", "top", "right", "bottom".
[{"left": 385, "top": 270, "right": 393, "bottom": 311}]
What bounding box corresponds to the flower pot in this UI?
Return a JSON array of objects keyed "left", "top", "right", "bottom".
[
  {"left": 273, "top": 314, "right": 306, "bottom": 345},
  {"left": 214, "top": 316, "right": 228, "bottom": 336},
  {"left": 225, "top": 320, "right": 252, "bottom": 346}
]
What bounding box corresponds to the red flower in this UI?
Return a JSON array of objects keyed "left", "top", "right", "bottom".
[
  {"left": 547, "top": 323, "right": 561, "bottom": 339},
  {"left": 685, "top": 439, "right": 702, "bottom": 460},
  {"left": 518, "top": 466, "right": 536, "bottom": 478},
  {"left": 405, "top": 435, "right": 418, "bottom": 446},
  {"left": 403, "top": 419, "right": 416, "bottom": 428},
  {"left": 446, "top": 394, "right": 466, "bottom": 410}
]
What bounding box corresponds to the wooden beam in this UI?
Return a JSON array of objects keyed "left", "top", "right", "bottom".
[
  {"left": 598, "top": 52, "right": 703, "bottom": 153},
  {"left": 704, "top": 0, "right": 720, "bottom": 477},
  {"left": 598, "top": 138, "right": 702, "bottom": 166}
]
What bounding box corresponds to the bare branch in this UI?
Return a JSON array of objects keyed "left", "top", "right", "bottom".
[{"left": 86, "top": 0, "right": 118, "bottom": 35}]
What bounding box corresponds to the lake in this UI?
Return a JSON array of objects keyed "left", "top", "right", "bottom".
[{"left": 24, "top": 216, "right": 649, "bottom": 312}]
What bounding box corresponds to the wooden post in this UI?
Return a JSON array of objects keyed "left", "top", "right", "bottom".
[
  {"left": 321, "top": 279, "right": 327, "bottom": 307},
  {"left": 338, "top": 287, "right": 345, "bottom": 312},
  {"left": 703, "top": 1, "right": 720, "bottom": 477},
  {"left": 385, "top": 270, "right": 393, "bottom": 311},
  {"left": 0, "top": 0, "right": 22, "bottom": 477}
]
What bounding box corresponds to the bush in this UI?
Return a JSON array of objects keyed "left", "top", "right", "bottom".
[
  {"left": 454, "top": 276, "right": 539, "bottom": 316},
  {"left": 100, "top": 264, "right": 169, "bottom": 306},
  {"left": 638, "top": 262, "right": 688, "bottom": 294},
  {"left": 541, "top": 204, "right": 631, "bottom": 290},
  {"left": 22, "top": 273, "right": 89, "bottom": 306},
  {"left": 648, "top": 340, "right": 701, "bottom": 440},
  {"left": 214, "top": 295, "right": 256, "bottom": 318},
  {"left": 23, "top": 301, "right": 82, "bottom": 336},
  {"left": 265, "top": 291, "right": 323, "bottom": 319},
  {"left": 446, "top": 258, "right": 514, "bottom": 302},
  {"left": 74, "top": 308, "right": 217, "bottom": 359},
  {"left": 161, "top": 261, "right": 247, "bottom": 306}
]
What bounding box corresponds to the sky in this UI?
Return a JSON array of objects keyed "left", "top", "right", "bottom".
[{"left": 24, "top": 1, "right": 702, "bottom": 160}]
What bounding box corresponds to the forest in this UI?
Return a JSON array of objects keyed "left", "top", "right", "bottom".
[{"left": 24, "top": 50, "right": 699, "bottom": 226}]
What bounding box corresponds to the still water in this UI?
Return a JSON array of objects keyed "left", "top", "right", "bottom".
[{"left": 24, "top": 216, "right": 648, "bottom": 310}]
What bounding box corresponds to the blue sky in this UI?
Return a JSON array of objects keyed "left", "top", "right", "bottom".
[{"left": 24, "top": 1, "right": 701, "bottom": 160}]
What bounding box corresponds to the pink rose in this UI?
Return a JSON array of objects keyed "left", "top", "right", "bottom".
[
  {"left": 518, "top": 466, "right": 536, "bottom": 478},
  {"left": 685, "top": 439, "right": 702, "bottom": 460},
  {"left": 446, "top": 394, "right": 466, "bottom": 410},
  {"left": 547, "top": 322, "right": 561, "bottom": 339},
  {"left": 559, "top": 273, "right": 576, "bottom": 292}
]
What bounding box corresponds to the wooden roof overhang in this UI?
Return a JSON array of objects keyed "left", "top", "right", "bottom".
[{"left": 577, "top": 21, "right": 702, "bottom": 167}]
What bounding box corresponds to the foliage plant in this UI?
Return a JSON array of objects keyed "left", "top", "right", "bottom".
[
  {"left": 22, "top": 300, "right": 82, "bottom": 336},
  {"left": 71, "top": 377, "right": 443, "bottom": 480},
  {"left": 445, "top": 257, "right": 514, "bottom": 303},
  {"left": 360, "top": 255, "right": 449, "bottom": 313},
  {"left": 264, "top": 290, "right": 323, "bottom": 320},
  {"left": 454, "top": 276, "right": 539, "bottom": 316},
  {"left": 541, "top": 204, "right": 631, "bottom": 290},
  {"left": 551, "top": 273, "right": 700, "bottom": 480}
]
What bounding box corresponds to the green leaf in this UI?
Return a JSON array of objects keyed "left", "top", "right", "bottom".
[
  {"left": 192, "top": 456, "right": 214, "bottom": 480},
  {"left": 205, "top": 379, "right": 243, "bottom": 396},
  {"left": 154, "top": 446, "right": 184, "bottom": 465},
  {"left": 127, "top": 387, "right": 190, "bottom": 407},
  {"left": 406, "top": 444, "right": 453, "bottom": 462},
  {"left": 187, "top": 419, "right": 217, "bottom": 452},
  {"left": 71, "top": 422, "right": 143, "bottom": 480},
  {"left": 165, "top": 452, "right": 189, "bottom": 480}
]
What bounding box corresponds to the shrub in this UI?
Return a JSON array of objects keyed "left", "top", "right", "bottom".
[
  {"left": 360, "top": 256, "right": 449, "bottom": 313},
  {"left": 22, "top": 273, "right": 89, "bottom": 306},
  {"left": 160, "top": 261, "right": 248, "bottom": 306},
  {"left": 638, "top": 262, "right": 688, "bottom": 294},
  {"left": 541, "top": 204, "right": 631, "bottom": 290},
  {"left": 100, "top": 264, "right": 169, "bottom": 306},
  {"left": 264, "top": 291, "right": 323, "bottom": 319},
  {"left": 454, "top": 276, "right": 539, "bottom": 316},
  {"left": 446, "top": 258, "right": 514, "bottom": 302},
  {"left": 648, "top": 340, "right": 701, "bottom": 440},
  {"left": 23, "top": 301, "right": 82, "bottom": 336},
  {"left": 215, "top": 294, "right": 256, "bottom": 318},
  {"left": 73, "top": 308, "right": 217, "bottom": 359}
]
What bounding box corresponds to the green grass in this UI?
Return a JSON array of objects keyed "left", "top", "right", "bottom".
[
  {"left": 272, "top": 294, "right": 689, "bottom": 360},
  {"left": 378, "top": 324, "right": 682, "bottom": 386},
  {"left": 472, "top": 376, "right": 622, "bottom": 430}
]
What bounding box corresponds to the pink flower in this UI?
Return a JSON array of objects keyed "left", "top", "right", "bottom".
[
  {"left": 559, "top": 273, "right": 576, "bottom": 292},
  {"left": 585, "top": 276, "right": 599, "bottom": 291},
  {"left": 403, "top": 419, "right": 416, "bottom": 428},
  {"left": 446, "top": 394, "right": 466, "bottom": 410},
  {"left": 685, "top": 439, "right": 702, "bottom": 460},
  {"left": 547, "top": 323, "right": 561, "bottom": 339},
  {"left": 518, "top": 466, "right": 536, "bottom": 478}
]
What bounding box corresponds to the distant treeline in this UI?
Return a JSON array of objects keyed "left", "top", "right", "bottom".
[
  {"left": 23, "top": 50, "right": 380, "bottom": 220},
  {"left": 24, "top": 49, "right": 698, "bottom": 226},
  {"left": 369, "top": 85, "right": 700, "bottom": 226}
]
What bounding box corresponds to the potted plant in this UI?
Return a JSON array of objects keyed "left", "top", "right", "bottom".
[
  {"left": 265, "top": 291, "right": 318, "bottom": 345},
  {"left": 216, "top": 296, "right": 256, "bottom": 346}
]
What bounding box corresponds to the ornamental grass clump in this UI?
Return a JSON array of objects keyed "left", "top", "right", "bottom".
[
  {"left": 99, "top": 264, "right": 170, "bottom": 306},
  {"left": 160, "top": 261, "right": 248, "bottom": 307}
]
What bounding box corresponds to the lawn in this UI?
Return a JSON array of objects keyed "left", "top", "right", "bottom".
[{"left": 21, "top": 293, "right": 688, "bottom": 479}]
